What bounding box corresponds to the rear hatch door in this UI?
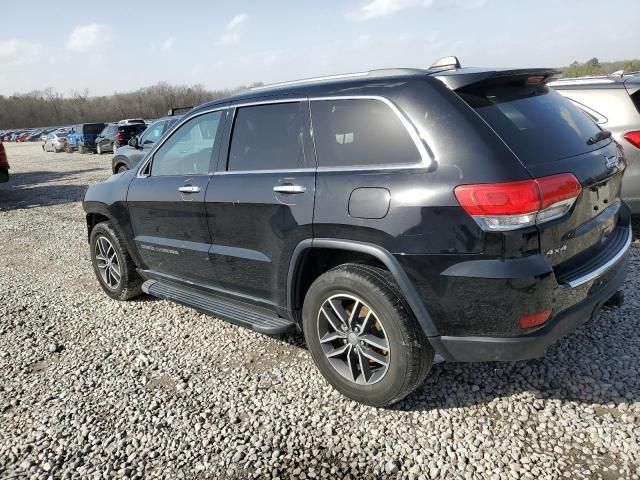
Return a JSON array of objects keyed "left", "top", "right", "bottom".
[{"left": 446, "top": 70, "right": 627, "bottom": 273}]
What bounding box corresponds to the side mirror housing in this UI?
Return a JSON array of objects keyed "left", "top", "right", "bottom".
[{"left": 128, "top": 137, "right": 139, "bottom": 148}]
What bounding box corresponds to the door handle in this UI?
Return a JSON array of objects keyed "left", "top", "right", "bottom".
[
  {"left": 273, "top": 185, "right": 306, "bottom": 194},
  {"left": 178, "top": 185, "right": 201, "bottom": 193}
]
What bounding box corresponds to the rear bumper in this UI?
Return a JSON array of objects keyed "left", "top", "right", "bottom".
[{"left": 430, "top": 228, "right": 630, "bottom": 362}]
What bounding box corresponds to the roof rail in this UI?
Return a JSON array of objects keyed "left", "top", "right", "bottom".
[
  {"left": 249, "top": 71, "right": 371, "bottom": 91},
  {"left": 548, "top": 77, "right": 615, "bottom": 86},
  {"left": 429, "top": 56, "right": 461, "bottom": 72},
  {"left": 167, "top": 106, "right": 194, "bottom": 116}
]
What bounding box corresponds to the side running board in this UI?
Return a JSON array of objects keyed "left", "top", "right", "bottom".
[{"left": 142, "top": 280, "right": 295, "bottom": 335}]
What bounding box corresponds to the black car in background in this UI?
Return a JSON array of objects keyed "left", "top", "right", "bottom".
[
  {"left": 96, "top": 123, "right": 147, "bottom": 155},
  {"left": 111, "top": 116, "right": 180, "bottom": 173},
  {"left": 84, "top": 59, "right": 630, "bottom": 406}
]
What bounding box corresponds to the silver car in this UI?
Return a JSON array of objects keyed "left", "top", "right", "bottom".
[
  {"left": 549, "top": 73, "right": 640, "bottom": 213},
  {"left": 42, "top": 131, "right": 68, "bottom": 153}
]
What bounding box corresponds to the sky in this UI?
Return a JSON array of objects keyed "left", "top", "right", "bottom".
[{"left": 0, "top": 0, "right": 638, "bottom": 97}]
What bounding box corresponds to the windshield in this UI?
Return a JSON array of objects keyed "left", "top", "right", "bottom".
[{"left": 458, "top": 82, "right": 604, "bottom": 165}]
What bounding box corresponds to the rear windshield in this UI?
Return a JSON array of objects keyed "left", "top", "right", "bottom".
[
  {"left": 79, "top": 123, "right": 106, "bottom": 134},
  {"left": 119, "top": 124, "right": 146, "bottom": 134},
  {"left": 458, "top": 81, "right": 603, "bottom": 165}
]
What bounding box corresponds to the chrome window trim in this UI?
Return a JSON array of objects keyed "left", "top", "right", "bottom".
[
  {"left": 136, "top": 105, "right": 229, "bottom": 178},
  {"left": 232, "top": 97, "right": 308, "bottom": 109},
  {"left": 309, "top": 95, "right": 433, "bottom": 171},
  {"left": 138, "top": 95, "right": 434, "bottom": 177},
  {"left": 565, "top": 227, "right": 632, "bottom": 288},
  {"left": 215, "top": 168, "right": 315, "bottom": 175}
]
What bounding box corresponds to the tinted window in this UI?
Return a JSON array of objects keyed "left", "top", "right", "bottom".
[
  {"left": 310, "top": 99, "right": 420, "bottom": 167},
  {"left": 80, "top": 123, "right": 106, "bottom": 135},
  {"left": 151, "top": 111, "right": 222, "bottom": 176},
  {"left": 119, "top": 124, "right": 146, "bottom": 134},
  {"left": 228, "top": 102, "right": 304, "bottom": 171},
  {"left": 457, "top": 83, "right": 603, "bottom": 165}
]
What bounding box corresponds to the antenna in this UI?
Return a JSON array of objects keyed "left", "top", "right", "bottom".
[{"left": 429, "top": 56, "right": 461, "bottom": 72}]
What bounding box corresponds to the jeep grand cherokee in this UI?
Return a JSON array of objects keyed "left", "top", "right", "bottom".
[{"left": 83, "top": 58, "right": 631, "bottom": 406}]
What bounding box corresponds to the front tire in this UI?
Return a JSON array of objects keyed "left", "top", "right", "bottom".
[
  {"left": 302, "top": 263, "right": 433, "bottom": 406},
  {"left": 90, "top": 222, "right": 142, "bottom": 301}
]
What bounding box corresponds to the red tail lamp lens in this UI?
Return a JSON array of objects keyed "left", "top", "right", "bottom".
[
  {"left": 624, "top": 130, "right": 640, "bottom": 149},
  {"left": 519, "top": 309, "right": 552, "bottom": 329}
]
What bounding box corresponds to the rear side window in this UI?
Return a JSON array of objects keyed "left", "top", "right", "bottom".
[
  {"left": 228, "top": 102, "right": 304, "bottom": 171},
  {"left": 458, "top": 82, "right": 602, "bottom": 165},
  {"left": 310, "top": 98, "right": 420, "bottom": 168}
]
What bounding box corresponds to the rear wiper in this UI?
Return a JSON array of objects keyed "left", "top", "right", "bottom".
[{"left": 587, "top": 130, "right": 612, "bottom": 145}]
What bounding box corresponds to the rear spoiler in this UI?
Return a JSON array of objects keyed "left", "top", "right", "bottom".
[
  {"left": 431, "top": 68, "right": 561, "bottom": 91},
  {"left": 167, "top": 106, "right": 194, "bottom": 116}
]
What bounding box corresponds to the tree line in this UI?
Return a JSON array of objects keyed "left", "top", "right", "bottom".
[
  {"left": 561, "top": 57, "right": 640, "bottom": 78},
  {"left": 0, "top": 81, "right": 261, "bottom": 130},
  {"left": 2, "top": 58, "right": 639, "bottom": 130}
]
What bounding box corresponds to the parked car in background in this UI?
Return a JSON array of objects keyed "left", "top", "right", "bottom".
[
  {"left": 96, "top": 123, "right": 147, "bottom": 155},
  {"left": 43, "top": 131, "right": 68, "bottom": 153},
  {"left": 85, "top": 59, "right": 630, "bottom": 406},
  {"left": 550, "top": 72, "right": 640, "bottom": 213},
  {"left": 0, "top": 140, "right": 8, "bottom": 182},
  {"left": 27, "top": 130, "right": 44, "bottom": 142},
  {"left": 118, "top": 118, "right": 146, "bottom": 126},
  {"left": 66, "top": 123, "right": 106, "bottom": 153},
  {"left": 111, "top": 116, "right": 180, "bottom": 173},
  {"left": 16, "top": 131, "right": 32, "bottom": 142}
]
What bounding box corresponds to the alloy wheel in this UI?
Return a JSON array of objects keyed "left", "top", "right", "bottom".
[
  {"left": 94, "top": 235, "right": 121, "bottom": 290},
  {"left": 317, "top": 293, "right": 390, "bottom": 385}
]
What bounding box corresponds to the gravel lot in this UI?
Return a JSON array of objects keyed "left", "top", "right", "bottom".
[{"left": 0, "top": 142, "right": 639, "bottom": 480}]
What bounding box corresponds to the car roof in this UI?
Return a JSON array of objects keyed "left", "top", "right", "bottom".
[{"left": 192, "top": 65, "right": 560, "bottom": 112}]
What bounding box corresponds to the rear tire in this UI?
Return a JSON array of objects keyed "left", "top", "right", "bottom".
[
  {"left": 302, "top": 263, "right": 433, "bottom": 406},
  {"left": 78, "top": 143, "right": 85, "bottom": 154},
  {"left": 90, "top": 222, "right": 142, "bottom": 301}
]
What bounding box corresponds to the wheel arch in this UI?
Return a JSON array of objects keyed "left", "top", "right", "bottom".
[
  {"left": 112, "top": 156, "right": 129, "bottom": 174},
  {"left": 84, "top": 203, "right": 145, "bottom": 270},
  {"left": 287, "top": 238, "right": 439, "bottom": 338}
]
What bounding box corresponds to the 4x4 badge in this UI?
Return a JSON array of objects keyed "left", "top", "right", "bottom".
[
  {"left": 605, "top": 155, "right": 619, "bottom": 170},
  {"left": 546, "top": 244, "right": 567, "bottom": 256}
]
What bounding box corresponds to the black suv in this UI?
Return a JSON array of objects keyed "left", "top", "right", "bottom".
[
  {"left": 83, "top": 59, "right": 631, "bottom": 406},
  {"left": 96, "top": 123, "right": 147, "bottom": 155}
]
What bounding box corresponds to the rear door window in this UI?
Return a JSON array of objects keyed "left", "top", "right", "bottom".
[
  {"left": 310, "top": 98, "right": 421, "bottom": 168},
  {"left": 227, "top": 102, "right": 304, "bottom": 171},
  {"left": 457, "top": 82, "right": 603, "bottom": 165}
]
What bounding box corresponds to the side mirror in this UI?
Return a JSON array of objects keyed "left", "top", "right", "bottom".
[{"left": 128, "top": 137, "right": 139, "bottom": 148}]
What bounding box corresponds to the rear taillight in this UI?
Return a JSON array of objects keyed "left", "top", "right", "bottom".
[
  {"left": 115, "top": 133, "right": 123, "bottom": 142},
  {"left": 624, "top": 130, "right": 640, "bottom": 149},
  {"left": 519, "top": 309, "right": 552, "bottom": 329},
  {"left": 454, "top": 173, "right": 582, "bottom": 231}
]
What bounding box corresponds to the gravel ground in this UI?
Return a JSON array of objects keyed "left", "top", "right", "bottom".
[{"left": 0, "top": 142, "right": 639, "bottom": 480}]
